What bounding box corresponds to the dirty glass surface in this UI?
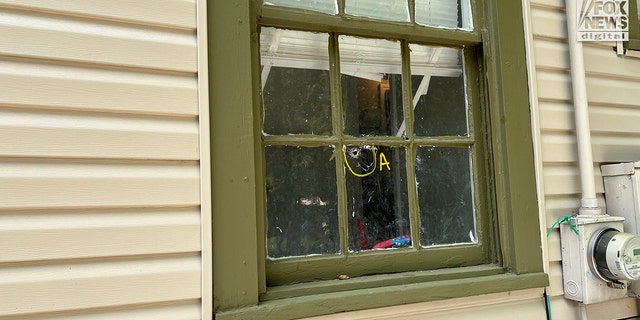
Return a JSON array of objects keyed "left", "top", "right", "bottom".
[
  {"left": 409, "top": 45, "right": 467, "bottom": 137},
  {"left": 264, "top": 0, "right": 338, "bottom": 15},
  {"left": 261, "top": 28, "right": 332, "bottom": 135},
  {"left": 340, "top": 36, "right": 404, "bottom": 137},
  {"left": 415, "top": 0, "right": 472, "bottom": 30},
  {"left": 260, "top": 26, "right": 480, "bottom": 261},
  {"left": 265, "top": 146, "right": 340, "bottom": 258},
  {"left": 344, "top": 0, "right": 410, "bottom": 21},
  {"left": 345, "top": 146, "right": 411, "bottom": 251},
  {"left": 416, "top": 146, "right": 476, "bottom": 247}
]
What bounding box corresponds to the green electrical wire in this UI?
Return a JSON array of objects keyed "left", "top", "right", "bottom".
[{"left": 547, "top": 214, "right": 579, "bottom": 237}]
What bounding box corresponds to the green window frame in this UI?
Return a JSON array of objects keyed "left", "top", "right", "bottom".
[
  {"left": 261, "top": 31, "right": 488, "bottom": 287},
  {"left": 627, "top": 0, "right": 640, "bottom": 50},
  {"left": 210, "top": 0, "right": 548, "bottom": 319}
]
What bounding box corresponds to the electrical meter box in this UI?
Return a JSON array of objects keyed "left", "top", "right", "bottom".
[
  {"left": 602, "top": 162, "right": 640, "bottom": 235},
  {"left": 560, "top": 215, "right": 629, "bottom": 304},
  {"left": 602, "top": 161, "right": 640, "bottom": 297}
]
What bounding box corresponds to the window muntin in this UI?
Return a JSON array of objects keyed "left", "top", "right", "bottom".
[
  {"left": 260, "top": 27, "right": 482, "bottom": 273},
  {"left": 263, "top": 0, "right": 473, "bottom": 30}
]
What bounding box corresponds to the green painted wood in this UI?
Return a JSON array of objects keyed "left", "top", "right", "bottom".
[
  {"left": 266, "top": 244, "right": 485, "bottom": 286},
  {"left": 262, "top": 264, "right": 504, "bottom": 301},
  {"left": 258, "top": 5, "right": 481, "bottom": 47},
  {"left": 483, "top": 0, "right": 545, "bottom": 274},
  {"left": 210, "top": 0, "right": 261, "bottom": 310},
  {"left": 627, "top": 0, "right": 640, "bottom": 51},
  {"left": 216, "top": 272, "right": 549, "bottom": 320}
]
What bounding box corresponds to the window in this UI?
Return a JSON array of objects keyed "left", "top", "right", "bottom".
[
  {"left": 260, "top": 28, "right": 489, "bottom": 285},
  {"left": 210, "top": 0, "right": 548, "bottom": 318}
]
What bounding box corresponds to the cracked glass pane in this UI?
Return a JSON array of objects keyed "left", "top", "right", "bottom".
[{"left": 345, "top": 146, "right": 411, "bottom": 252}]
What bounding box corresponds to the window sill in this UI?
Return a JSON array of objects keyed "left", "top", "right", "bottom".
[{"left": 214, "top": 267, "right": 549, "bottom": 320}]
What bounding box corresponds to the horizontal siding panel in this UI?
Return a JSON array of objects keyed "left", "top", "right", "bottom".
[
  {"left": 542, "top": 165, "right": 604, "bottom": 195},
  {"left": 540, "top": 103, "right": 640, "bottom": 134},
  {"left": 542, "top": 133, "right": 640, "bottom": 163},
  {"left": 585, "top": 45, "right": 640, "bottom": 80},
  {"left": 592, "top": 135, "right": 640, "bottom": 163},
  {"left": 533, "top": 39, "right": 568, "bottom": 71},
  {"left": 0, "top": 109, "right": 199, "bottom": 159},
  {"left": 0, "top": 161, "right": 200, "bottom": 209},
  {"left": 530, "top": 0, "right": 564, "bottom": 9},
  {"left": 587, "top": 76, "right": 640, "bottom": 108},
  {"left": 0, "top": 59, "right": 198, "bottom": 115},
  {"left": 540, "top": 133, "right": 576, "bottom": 162},
  {"left": 531, "top": 7, "right": 566, "bottom": 40},
  {"left": 543, "top": 195, "right": 588, "bottom": 224},
  {"left": 28, "top": 301, "right": 201, "bottom": 320},
  {"left": 536, "top": 70, "right": 572, "bottom": 102},
  {"left": 538, "top": 102, "right": 573, "bottom": 131},
  {"left": 0, "top": 256, "right": 201, "bottom": 317},
  {"left": 0, "top": 9, "right": 196, "bottom": 72},
  {"left": 0, "top": 0, "right": 197, "bottom": 29},
  {"left": 0, "top": 208, "right": 200, "bottom": 263},
  {"left": 533, "top": 41, "right": 640, "bottom": 81},
  {"left": 591, "top": 106, "right": 640, "bottom": 134}
]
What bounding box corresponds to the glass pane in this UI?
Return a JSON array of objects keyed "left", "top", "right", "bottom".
[
  {"left": 409, "top": 45, "right": 467, "bottom": 137},
  {"left": 261, "top": 28, "right": 332, "bottom": 135},
  {"left": 345, "top": 0, "right": 410, "bottom": 21},
  {"left": 340, "top": 36, "right": 404, "bottom": 137},
  {"left": 344, "top": 146, "right": 411, "bottom": 251},
  {"left": 416, "top": 146, "right": 476, "bottom": 247},
  {"left": 264, "top": 0, "right": 338, "bottom": 15},
  {"left": 266, "top": 146, "right": 340, "bottom": 258},
  {"left": 415, "top": 0, "right": 473, "bottom": 30}
]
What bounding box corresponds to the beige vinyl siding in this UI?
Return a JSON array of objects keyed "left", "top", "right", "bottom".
[
  {"left": 0, "top": 1, "right": 208, "bottom": 319},
  {"left": 528, "top": 0, "right": 640, "bottom": 318}
]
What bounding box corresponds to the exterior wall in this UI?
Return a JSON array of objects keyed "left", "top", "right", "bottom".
[
  {"left": 528, "top": 0, "right": 640, "bottom": 318},
  {"left": 0, "top": 1, "right": 210, "bottom": 319}
]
